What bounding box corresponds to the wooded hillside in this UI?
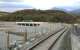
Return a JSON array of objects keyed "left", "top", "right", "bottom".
[{"left": 0, "top": 9, "right": 76, "bottom": 23}]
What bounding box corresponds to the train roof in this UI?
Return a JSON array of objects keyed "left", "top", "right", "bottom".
[{"left": 16, "top": 22, "right": 49, "bottom": 24}]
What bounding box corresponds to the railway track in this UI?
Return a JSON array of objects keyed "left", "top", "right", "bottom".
[
  {"left": 49, "top": 27, "right": 71, "bottom": 50},
  {"left": 27, "top": 27, "right": 69, "bottom": 50}
]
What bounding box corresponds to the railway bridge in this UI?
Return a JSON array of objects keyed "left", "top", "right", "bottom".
[{"left": 0, "top": 22, "right": 79, "bottom": 50}]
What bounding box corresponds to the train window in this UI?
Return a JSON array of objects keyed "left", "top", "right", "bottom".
[
  {"left": 18, "top": 23, "right": 21, "bottom": 25},
  {"left": 22, "top": 24, "right": 25, "bottom": 26},
  {"left": 38, "top": 24, "right": 40, "bottom": 26},
  {"left": 17, "top": 23, "right": 40, "bottom": 26},
  {"left": 30, "top": 24, "right": 33, "bottom": 26},
  {"left": 34, "top": 24, "right": 40, "bottom": 26},
  {"left": 26, "top": 24, "right": 29, "bottom": 26},
  {"left": 34, "top": 24, "right": 37, "bottom": 26}
]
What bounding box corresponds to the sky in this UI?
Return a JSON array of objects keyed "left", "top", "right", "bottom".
[{"left": 0, "top": 0, "right": 80, "bottom": 12}]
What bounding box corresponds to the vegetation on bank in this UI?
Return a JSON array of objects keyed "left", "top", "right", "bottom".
[{"left": 0, "top": 9, "right": 78, "bottom": 23}]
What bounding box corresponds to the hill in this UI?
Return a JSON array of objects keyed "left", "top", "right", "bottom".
[
  {"left": 0, "top": 9, "right": 76, "bottom": 23},
  {"left": 0, "top": 11, "right": 10, "bottom": 17}
]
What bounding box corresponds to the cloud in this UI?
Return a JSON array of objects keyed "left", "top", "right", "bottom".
[
  {"left": 0, "top": 2, "right": 33, "bottom": 12},
  {"left": 0, "top": 0, "right": 80, "bottom": 12},
  {"left": 0, "top": 8, "right": 32, "bottom": 12},
  {"left": 22, "top": 0, "right": 80, "bottom": 10},
  {"left": 0, "top": 2, "right": 32, "bottom": 8},
  {"left": 0, "top": 0, "right": 22, "bottom": 2}
]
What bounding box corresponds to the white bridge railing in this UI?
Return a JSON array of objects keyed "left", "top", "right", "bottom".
[{"left": 0, "top": 22, "right": 65, "bottom": 50}]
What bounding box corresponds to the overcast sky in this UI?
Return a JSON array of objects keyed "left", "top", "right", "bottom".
[{"left": 0, "top": 0, "right": 80, "bottom": 12}]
